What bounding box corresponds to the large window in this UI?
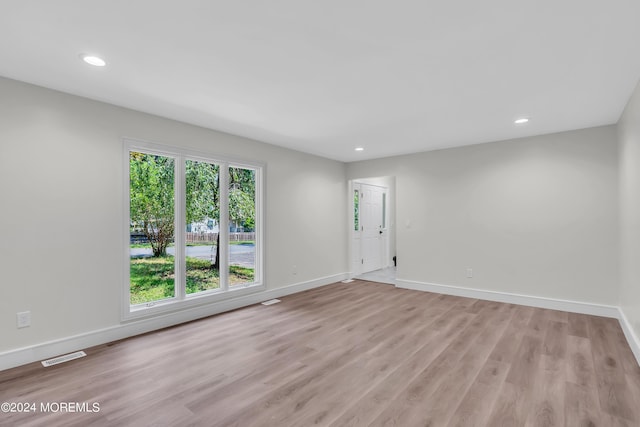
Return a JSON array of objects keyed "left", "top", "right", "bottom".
[{"left": 125, "top": 140, "right": 263, "bottom": 318}]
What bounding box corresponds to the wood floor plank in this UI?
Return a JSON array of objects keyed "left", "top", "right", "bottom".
[
  {"left": 587, "top": 315, "right": 637, "bottom": 423},
  {"left": 484, "top": 381, "right": 533, "bottom": 427},
  {"left": 504, "top": 334, "right": 543, "bottom": 387},
  {"left": 524, "top": 354, "right": 565, "bottom": 427},
  {"left": 446, "top": 358, "right": 511, "bottom": 427},
  {"left": 606, "top": 317, "right": 640, "bottom": 406},
  {"left": 486, "top": 334, "right": 542, "bottom": 426},
  {"left": 488, "top": 304, "right": 533, "bottom": 363},
  {"left": 546, "top": 309, "right": 569, "bottom": 324},
  {"left": 567, "top": 312, "right": 590, "bottom": 338},
  {"left": 564, "top": 381, "right": 602, "bottom": 427},
  {"left": 1, "top": 281, "right": 639, "bottom": 427},
  {"left": 543, "top": 320, "right": 568, "bottom": 359},
  {"left": 566, "top": 335, "right": 597, "bottom": 388},
  {"left": 527, "top": 307, "right": 550, "bottom": 338}
]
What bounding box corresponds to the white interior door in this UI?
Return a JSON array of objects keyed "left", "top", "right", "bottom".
[{"left": 361, "top": 184, "right": 384, "bottom": 273}]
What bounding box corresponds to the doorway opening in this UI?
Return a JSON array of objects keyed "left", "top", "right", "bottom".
[{"left": 349, "top": 177, "right": 396, "bottom": 285}]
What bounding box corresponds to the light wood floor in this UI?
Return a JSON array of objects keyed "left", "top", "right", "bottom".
[{"left": 1, "top": 281, "right": 640, "bottom": 426}]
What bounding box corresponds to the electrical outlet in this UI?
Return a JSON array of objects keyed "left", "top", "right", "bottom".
[
  {"left": 466, "top": 268, "right": 473, "bottom": 278},
  {"left": 17, "top": 311, "right": 31, "bottom": 328},
  {"left": 292, "top": 265, "right": 297, "bottom": 275}
]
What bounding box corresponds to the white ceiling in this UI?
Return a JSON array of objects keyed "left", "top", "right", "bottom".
[{"left": 1, "top": 1, "right": 640, "bottom": 162}]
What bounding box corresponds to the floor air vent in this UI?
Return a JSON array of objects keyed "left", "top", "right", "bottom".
[
  {"left": 341, "top": 279, "right": 355, "bottom": 283},
  {"left": 261, "top": 299, "right": 281, "bottom": 305},
  {"left": 41, "top": 351, "right": 87, "bottom": 367}
]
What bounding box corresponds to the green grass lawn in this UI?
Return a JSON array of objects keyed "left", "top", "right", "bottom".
[{"left": 130, "top": 256, "right": 255, "bottom": 305}]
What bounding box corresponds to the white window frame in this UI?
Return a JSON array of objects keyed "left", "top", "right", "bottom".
[{"left": 122, "top": 138, "right": 264, "bottom": 320}]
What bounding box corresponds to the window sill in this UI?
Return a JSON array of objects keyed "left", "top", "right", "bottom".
[{"left": 122, "top": 282, "right": 265, "bottom": 322}]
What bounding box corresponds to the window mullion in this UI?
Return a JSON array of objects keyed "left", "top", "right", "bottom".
[
  {"left": 255, "top": 167, "right": 263, "bottom": 285},
  {"left": 175, "top": 156, "right": 186, "bottom": 300},
  {"left": 219, "top": 163, "right": 229, "bottom": 291}
]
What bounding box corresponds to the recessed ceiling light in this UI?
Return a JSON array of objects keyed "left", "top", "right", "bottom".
[
  {"left": 514, "top": 118, "right": 529, "bottom": 124},
  {"left": 355, "top": 147, "right": 364, "bottom": 151},
  {"left": 80, "top": 54, "right": 106, "bottom": 67}
]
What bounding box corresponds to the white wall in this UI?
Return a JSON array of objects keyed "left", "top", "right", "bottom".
[
  {"left": 0, "top": 77, "right": 347, "bottom": 357},
  {"left": 619, "top": 80, "right": 640, "bottom": 342},
  {"left": 348, "top": 126, "right": 619, "bottom": 305}
]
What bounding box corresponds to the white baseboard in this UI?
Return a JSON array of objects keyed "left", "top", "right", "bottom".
[
  {"left": 396, "top": 279, "right": 620, "bottom": 318},
  {"left": 397, "top": 279, "right": 640, "bottom": 366},
  {"left": 0, "top": 273, "right": 347, "bottom": 371},
  {"left": 618, "top": 308, "right": 640, "bottom": 366}
]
